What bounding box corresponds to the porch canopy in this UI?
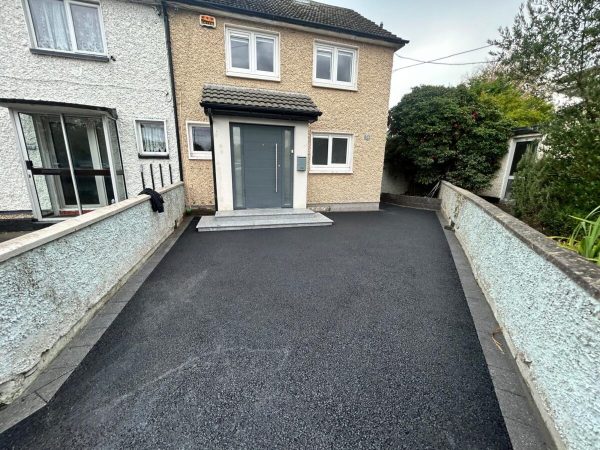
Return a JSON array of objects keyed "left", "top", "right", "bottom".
[{"left": 200, "top": 84, "right": 322, "bottom": 123}]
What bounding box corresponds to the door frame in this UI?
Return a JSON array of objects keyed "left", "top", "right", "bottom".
[{"left": 229, "top": 122, "right": 294, "bottom": 210}]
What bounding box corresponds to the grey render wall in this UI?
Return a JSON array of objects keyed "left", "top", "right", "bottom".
[
  {"left": 0, "top": 0, "right": 179, "bottom": 212},
  {"left": 0, "top": 182, "right": 185, "bottom": 404},
  {"left": 439, "top": 181, "right": 600, "bottom": 450}
]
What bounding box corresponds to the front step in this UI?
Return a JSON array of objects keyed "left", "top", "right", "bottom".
[{"left": 197, "top": 208, "right": 333, "bottom": 232}]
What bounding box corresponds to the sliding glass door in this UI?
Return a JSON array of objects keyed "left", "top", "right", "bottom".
[{"left": 14, "top": 111, "right": 126, "bottom": 219}]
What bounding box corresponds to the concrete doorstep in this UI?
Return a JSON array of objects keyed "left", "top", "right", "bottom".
[{"left": 0, "top": 216, "right": 192, "bottom": 434}]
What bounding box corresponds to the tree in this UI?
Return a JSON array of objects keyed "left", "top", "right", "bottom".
[
  {"left": 386, "top": 85, "right": 514, "bottom": 193},
  {"left": 494, "top": 0, "right": 600, "bottom": 235},
  {"left": 468, "top": 73, "right": 553, "bottom": 127},
  {"left": 491, "top": 0, "right": 600, "bottom": 110}
]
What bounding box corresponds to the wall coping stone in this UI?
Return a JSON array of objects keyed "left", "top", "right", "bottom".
[
  {"left": 0, "top": 182, "right": 184, "bottom": 264},
  {"left": 440, "top": 181, "right": 600, "bottom": 301}
]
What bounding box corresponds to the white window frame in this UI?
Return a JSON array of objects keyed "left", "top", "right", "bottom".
[
  {"left": 500, "top": 134, "right": 542, "bottom": 199},
  {"left": 23, "top": 0, "right": 108, "bottom": 56},
  {"left": 313, "top": 40, "right": 358, "bottom": 91},
  {"left": 225, "top": 25, "right": 280, "bottom": 81},
  {"left": 310, "top": 132, "right": 354, "bottom": 174},
  {"left": 134, "top": 119, "right": 169, "bottom": 157},
  {"left": 187, "top": 121, "right": 212, "bottom": 160}
]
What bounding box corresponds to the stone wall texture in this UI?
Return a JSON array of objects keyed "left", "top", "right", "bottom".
[
  {"left": 439, "top": 181, "right": 600, "bottom": 450},
  {"left": 0, "top": 183, "right": 185, "bottom": 404},
  {"left": 168, "top": 7, "right": 395, "bottom": 208},
  {"left": 0, "top": 0, "right": 179, "bottom": 212}
]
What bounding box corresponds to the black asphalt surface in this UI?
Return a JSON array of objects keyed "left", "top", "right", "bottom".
[{"left": 0, "top": 205, "right": 511, "bottom": 449}]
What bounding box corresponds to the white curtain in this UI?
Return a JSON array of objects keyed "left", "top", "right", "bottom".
[
  {"left": 140, "top": 123, "right": 166, "bottom": 153},
  {"left": 70, "top": 3, "right": 103, "bottom": 53},
  {"left": 28, "top": 0, "right": 70, "bottom": 51}
]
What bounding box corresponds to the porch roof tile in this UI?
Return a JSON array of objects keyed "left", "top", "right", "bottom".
[{"left": 201, "top": 84, "right": 322, "bottom": 119}]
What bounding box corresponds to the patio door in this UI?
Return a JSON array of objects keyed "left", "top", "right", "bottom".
[{"left": 14, "top": 111, "right": 126, "bottom": 219}]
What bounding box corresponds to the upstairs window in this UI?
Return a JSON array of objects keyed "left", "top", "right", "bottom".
[
  {"left": 313, "top": 42, "right": 357, "bottom": 90},
  {"left": 225, "top": 26, "right": 279, "bottom": 80},
  {"left": 25, "top": 0, "right": 106, "bottom": 55}
]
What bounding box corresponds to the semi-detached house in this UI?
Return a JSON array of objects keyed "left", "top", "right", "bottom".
[{"left": 0, "top": 0, "right": 407, "bottom": 220}]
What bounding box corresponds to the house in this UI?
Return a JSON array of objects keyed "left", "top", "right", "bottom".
[
  {"left": 166, "top": 0, "right": 407, "bottom": 212},
  {"left": 0, "top": 0, "right": 180, "bottom": 221}
]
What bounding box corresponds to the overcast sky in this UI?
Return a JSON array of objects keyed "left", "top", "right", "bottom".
[{"left": 324, "top": 0, "right": 524, "bottom": 106}]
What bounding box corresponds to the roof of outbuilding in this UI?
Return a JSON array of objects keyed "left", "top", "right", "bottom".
[
  {"left": 201, "top": 84, "right": 322, "bottom": 120},
  {"left": 173, "top": 0, "right": 408, "bottom": 47}
]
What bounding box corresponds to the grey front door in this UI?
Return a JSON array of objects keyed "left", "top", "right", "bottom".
[{"left": 231, "top": 123, "right": 294, "bottom": 209}]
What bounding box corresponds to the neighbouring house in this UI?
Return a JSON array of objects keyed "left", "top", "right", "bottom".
[
  {"left": 167, "top": 0, "right": 407, "bottom": 211},
  {"left": 381, "top": 127, "right": 543, "bottom": 201},
  {"left": 0, "top": 0, "right": 180, "bottom": 221}
]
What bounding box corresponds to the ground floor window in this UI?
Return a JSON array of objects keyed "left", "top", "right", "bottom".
[
  {"left": 14, "top": 110, "right": 126, "bottom": 219},
  {"left": 310, "top": 132, "right": 353, "bottom": 173},
  {"left": 503, "top": 137, "right": 540, "bottom": 199},
  {"left": 136, "top": 119, "right": 168, "bottom": 156},
  {"left": 187, "top": 122, "right": 212, "bottom": 160}
]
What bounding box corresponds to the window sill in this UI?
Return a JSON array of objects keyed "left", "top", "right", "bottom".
[
  {"left": 226, "top": 71, "right": 280, "bottom": 82},
  {"left": 309, "top": 167, "right": 353, "bottom": 174},
  {"left": 189, "top": 153, "right": 213, "bottom": 160},
  {"left": 312, "top": 81, "right": 357, "bottom": 92},
  {"left": 138, "top": 153, "right": 170, "bottom": 159},
  {"left": 30, "top": 48, "right": 110, "bottom": 62}
]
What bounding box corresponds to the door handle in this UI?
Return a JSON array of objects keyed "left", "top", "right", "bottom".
[{"left": 275, "top": 143, "right": 278, "bottom": 193}]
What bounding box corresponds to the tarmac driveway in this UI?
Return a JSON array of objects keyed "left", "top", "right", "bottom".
[{"left": 0, "top": 205, "right": 511, "bottom": 449}]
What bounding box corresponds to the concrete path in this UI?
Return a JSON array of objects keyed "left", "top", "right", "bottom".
[{"left": 1, "top": 206, "right": 515, "bottom": 449}]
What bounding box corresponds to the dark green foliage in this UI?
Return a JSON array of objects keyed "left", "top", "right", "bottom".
[{"left": 386, "top": 85, "right": 514, "bottom": 193}]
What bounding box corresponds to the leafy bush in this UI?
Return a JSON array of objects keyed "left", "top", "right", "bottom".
[
  {"left": 552, "top": 206, "right": 600, "bottom": 266},
  {"left": 386, "top": 85, "right": 514, "bottom": 193},
  {"left": 511, "top": 148, "right": 547, "bottom": 230}
]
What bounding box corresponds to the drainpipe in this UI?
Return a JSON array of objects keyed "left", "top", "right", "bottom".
[
  {"left": 161, "top": 2, "right": 184, "bottom": 183},
  {"left": 207, "top": 109, "right": 219, "bottom": 211}
]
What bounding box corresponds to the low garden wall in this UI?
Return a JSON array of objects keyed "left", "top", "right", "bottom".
[
  {"left": 0, "top": 182, "right": 185, "bottom": 404},
  {"left": 439, "top": 181, "right": 600, "bottom": 450}
]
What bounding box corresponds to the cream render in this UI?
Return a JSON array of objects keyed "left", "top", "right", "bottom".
[{"left": 168, "top": 7, "right": 395, "bottom": 210}]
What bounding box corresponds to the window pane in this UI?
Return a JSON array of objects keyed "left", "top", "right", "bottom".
[
  {"left": 192, "top": 126, "right": 212, "bottom": 152},
  {"left": 510, "top": 140, "right": 537, "bottom": 175},
  {"left": 337, "top": 50, "right": 353, "bottom": 83},
  {"left": 139, "top": 122, "right": 166, "bottom": 153},
  {"left": 70, "top": 3, "right": 104, "bottom": 53},
  {"left": 316, "top": 50, "right": 332, "bottom": 80},
  {"left": 232, "top": 126, "right": 244, "bottom": 209},
  {"left": 256, "top": 37, "right": 274, "bottom": 72},
  {"left": 312, "top": 137, "right": 329, "bottom": 165},
  {"left": 331, "top": 138, "right": 348, "bottom": 164},
  {"left": 231, "top": 36, "right": 250, "bottom": 69},
  {"left": 28, "top": 0, "right": 70, "bottom": 51}
]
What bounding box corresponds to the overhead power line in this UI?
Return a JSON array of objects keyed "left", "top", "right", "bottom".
[{"left": 393, "top": 44, "right": 495, "bottom": 71}]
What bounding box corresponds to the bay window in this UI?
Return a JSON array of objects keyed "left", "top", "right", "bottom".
[{"left": 25, "top": 0, "right": 107, "bottom": 56}]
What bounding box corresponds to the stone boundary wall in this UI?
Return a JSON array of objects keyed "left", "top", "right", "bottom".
[
  {"left": 380, "top": 193, "right": 441, "bottom": 211},
  {"left": 0, "top": 182, "right": 185, "bottom": 404},
  {"left": 439, "top": 181, "right": 600, "bottom": 450}
]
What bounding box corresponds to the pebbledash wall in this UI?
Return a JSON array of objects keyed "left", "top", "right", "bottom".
[
  {"left": 0, "top": 0, "right": 179, "bottom": 212},
  {"left": 0, "top": 182, "right": 185, "bottom": 404},
  {"left": 168, "top": 7, "right": 394, "bottom": 210},
  {"left": 439, "top": 181, "right": 600, "bottom": 450}
]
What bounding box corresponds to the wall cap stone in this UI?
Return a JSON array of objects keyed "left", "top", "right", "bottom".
[
  {"left": 440, "top": 180, "right": 600, "bottom": 301},
  {"left": 0, "top": 182, "right": 184, "bottom": 264}
]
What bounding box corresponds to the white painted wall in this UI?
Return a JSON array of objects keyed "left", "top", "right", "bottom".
[
  {"left": 440, "top": 181, "right": 600, "bottom": 450},
  {"left": 0, "top": 0, "right": 179, "bottom": 212},
  {"left": 212, "top": 115, "right": 308, "bottom": 211},
  {"left": 0, "top": 182, "right": 185, "bottom": 404}
]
